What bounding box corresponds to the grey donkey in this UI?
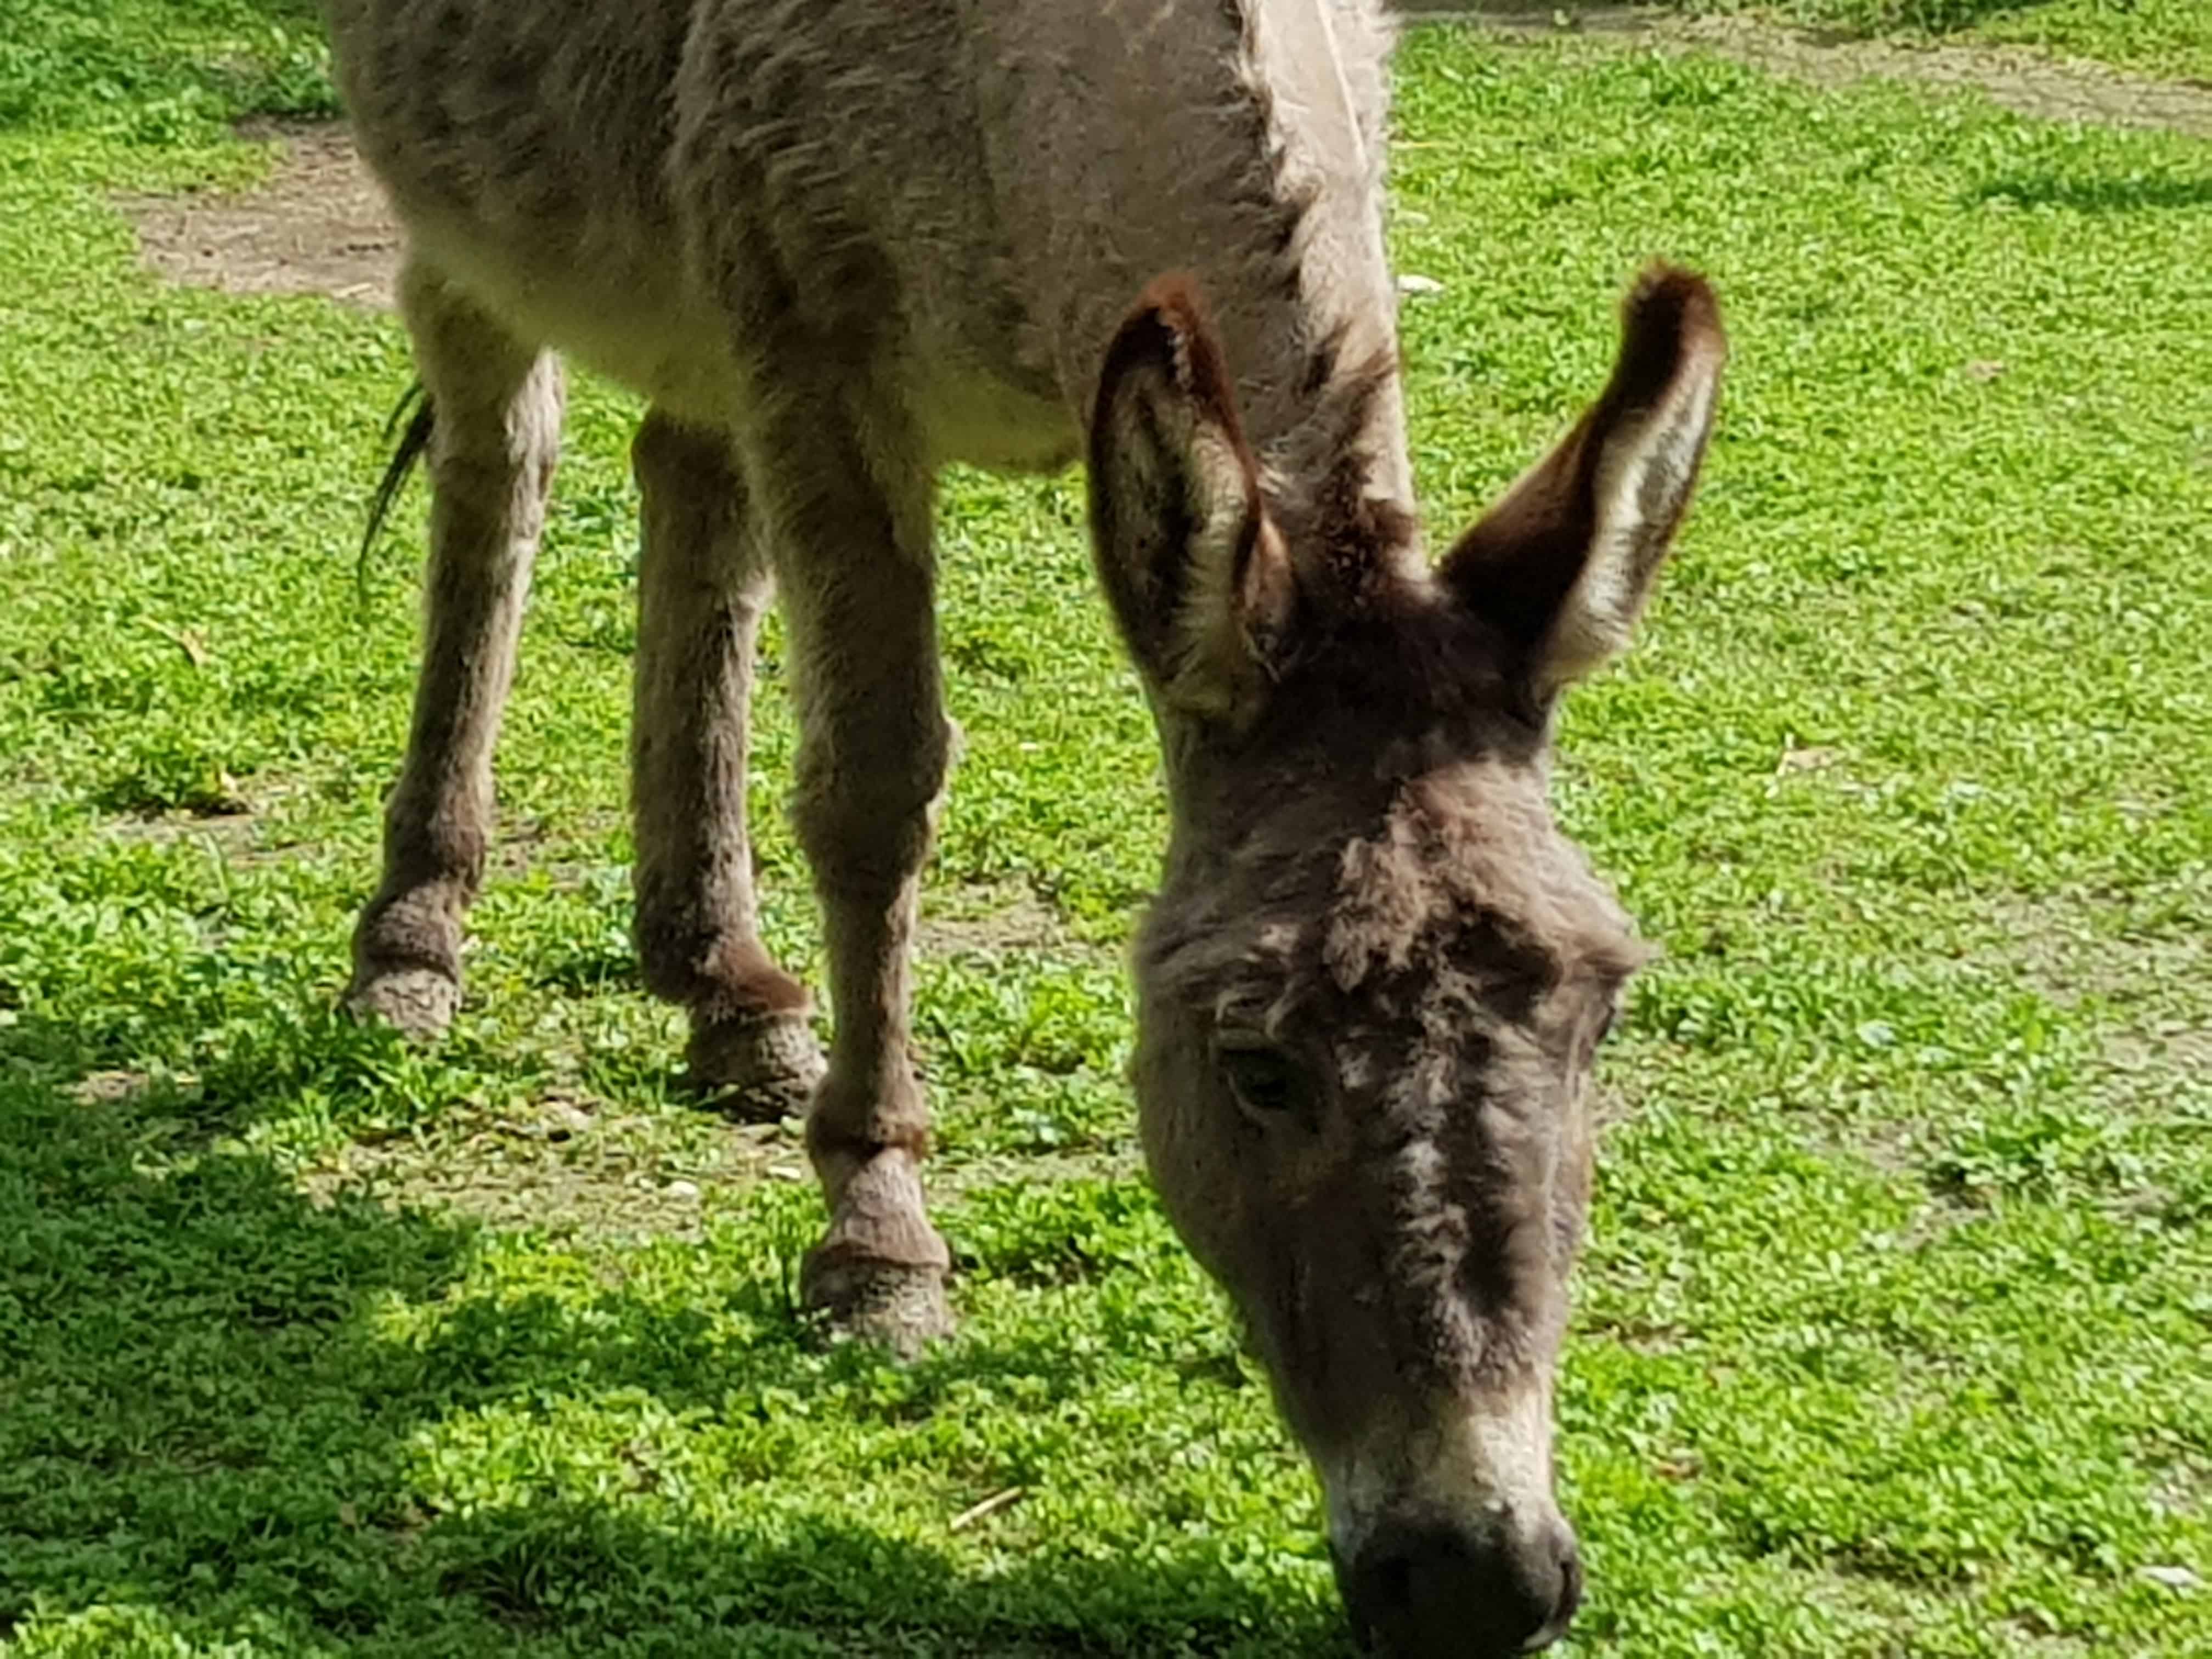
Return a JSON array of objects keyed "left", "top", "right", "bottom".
[{"left": 323, "top": 1, "right": 1724, "bottom": 1652}]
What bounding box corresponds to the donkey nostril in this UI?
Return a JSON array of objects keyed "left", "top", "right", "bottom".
[
  {"left": 1548, "top": 1536, "right": 1584, "bottom": 1637},
  {"left": 1340, "top": 1529, "right": 1426, "bottom": 1651},
  {"left": 1372, "top": 1549, "right": 1413, "bottom": 1612},
  {"left": 1338, "top": 1518, "right": 1578, "bottom": 1657}
]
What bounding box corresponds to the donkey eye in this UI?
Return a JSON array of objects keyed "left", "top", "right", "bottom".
[{"left": 1221, "top": 1045, "right": 1301, "bottom": 1119}]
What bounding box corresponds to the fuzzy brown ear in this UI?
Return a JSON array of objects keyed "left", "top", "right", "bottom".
[
  {"left": 1087, "top": 276, "right": 1295, "bottom": 726},
  {"left": 1441, "top": 264, "right": 1725, "bottom": 698}
]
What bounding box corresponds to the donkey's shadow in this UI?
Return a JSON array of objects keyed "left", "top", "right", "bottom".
[
  {"left": 1973, "top": 170, "right": 2212, "bottom": 215},
  {"left": 0, "top": 1007, "right": 1355, "bottom": 1658}
]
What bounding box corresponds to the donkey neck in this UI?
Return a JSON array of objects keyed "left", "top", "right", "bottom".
[
  {"left": 985, "top": 0, "right": 1414, "bottom": 518},
  {"left": 1236, "top": 0, "right": 1414, "bottom": 513}
]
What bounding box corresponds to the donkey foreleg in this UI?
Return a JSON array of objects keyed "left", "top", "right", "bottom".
[{"left": 743, "top": 374, "right": 956, "bottom": 1356}]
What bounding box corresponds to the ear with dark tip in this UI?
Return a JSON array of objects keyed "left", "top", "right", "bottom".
[
  {"left": 1087, "top": 275, "right": 1295, "bottom": 725},
  {"left": 1441, "top": 264, "right": 1726, "bottom": 698}
]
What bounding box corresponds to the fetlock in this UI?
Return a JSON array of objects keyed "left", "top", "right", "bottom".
[
  {"left": 800, "top": 1144, "right": 953, "bottom": 1358},
  {"left": 686, "top": 1008, "right": 825, "bottom": 1122},
  {"left": 345, "top": 893, "right": 465, "bottom": 1039}
]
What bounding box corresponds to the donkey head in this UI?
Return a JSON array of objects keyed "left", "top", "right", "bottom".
[{"left": 1087, "top": 268, "right": 1723, "bottom": 1657}]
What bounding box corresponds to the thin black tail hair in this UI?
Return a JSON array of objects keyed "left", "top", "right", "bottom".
[{"left": 354, "top": 381, "right": 436, "bottom": 602}]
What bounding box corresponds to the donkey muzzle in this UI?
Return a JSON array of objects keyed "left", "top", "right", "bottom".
[{"left": 1336, "top": 1510, "right": 1582, "bottom": 1657}]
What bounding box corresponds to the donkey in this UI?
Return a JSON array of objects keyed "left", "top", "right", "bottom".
[{"left": 323, "top": 0, "right": 1723, "bottom": 1651}]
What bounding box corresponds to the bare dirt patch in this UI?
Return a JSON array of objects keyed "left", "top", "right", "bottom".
[
  {"left": 1414, "top": 4, "right": 2212, "bottom": 138},
  {"left": 294, "top": 1091, "right": 809, "bottom": 1240},
  {"left": 1983, "top": 890, "right": 2210, "bottom": 1017},
  {"left": 117, "top": 118, "right": 401, "bottom": 308},
  {"left": 1661, "top": 13, "right": 2212, "bottom": 137},
  {"left": 295, "top": 1087, "right": 1143, "bottom": 1238},
  {"left": 918, "top": 878, "right": 1111, "bottom": 963},
  {"left": 936, "top": 1143, "right": 1145, "bottom": 1199}
]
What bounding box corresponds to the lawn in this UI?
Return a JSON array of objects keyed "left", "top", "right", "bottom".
[
  {"left": 1667, "top": 0, "right": 2212, "bottom": 83},
  {"left": 2, "top": 3, "right": 2208, "bottom": 1656}
]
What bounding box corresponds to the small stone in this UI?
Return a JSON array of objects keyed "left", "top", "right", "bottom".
[
  {"left": 1775, "top": 744, "right": 1842, "bottom": 775},
  {"left": 665, "top": 1179, "right": 701, "bottom": 1200},
  {"left": 1396, "top": 273, "right": 1444, "bottom": 297},
  {"left": 71, "top": 1070, "right": 153, "bottom": 1106},
  {"left": 2138, "top": 1565, "right": 2203, "bottom": 1593},
  {"left": 544, "top": 1097, "right": 595, "bottom": 1136}
]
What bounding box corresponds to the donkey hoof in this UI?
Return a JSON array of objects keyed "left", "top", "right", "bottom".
[
  {"left": 685, "top": 1011, "right": 826, "bottom": 1124},
  {"left": 345, "top": 965, "right": 460, "bottom": 1041},
  {"left": 800, "top": 1252, "right": 955, "bottom": 1360}
]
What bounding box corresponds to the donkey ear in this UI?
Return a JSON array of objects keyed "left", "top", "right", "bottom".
[
  {"left": 1441, "top": 265, "right": 1725, "bottom": 698},
  {"left": 1087, "top": 276, "right": 1295, "bottom": 725}
]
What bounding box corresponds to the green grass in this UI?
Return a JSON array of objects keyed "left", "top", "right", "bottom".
[
  {"left": 3, "top": 7, "right": 2210, "bottom": 1657},
  {"left": 1667, "top": 0, "right": 2212, "bottom": 82},
  {"left": 0, "top": 0, "right": 334, "bottom": 141}
]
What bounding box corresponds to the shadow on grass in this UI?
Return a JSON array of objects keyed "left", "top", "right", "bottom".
[
  {"left": 1974, "top": 170, "right": 2212, "bottom": 213},
  {"left": 0, "top": 1009, "right": 1348, "bottom": 1657}
]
